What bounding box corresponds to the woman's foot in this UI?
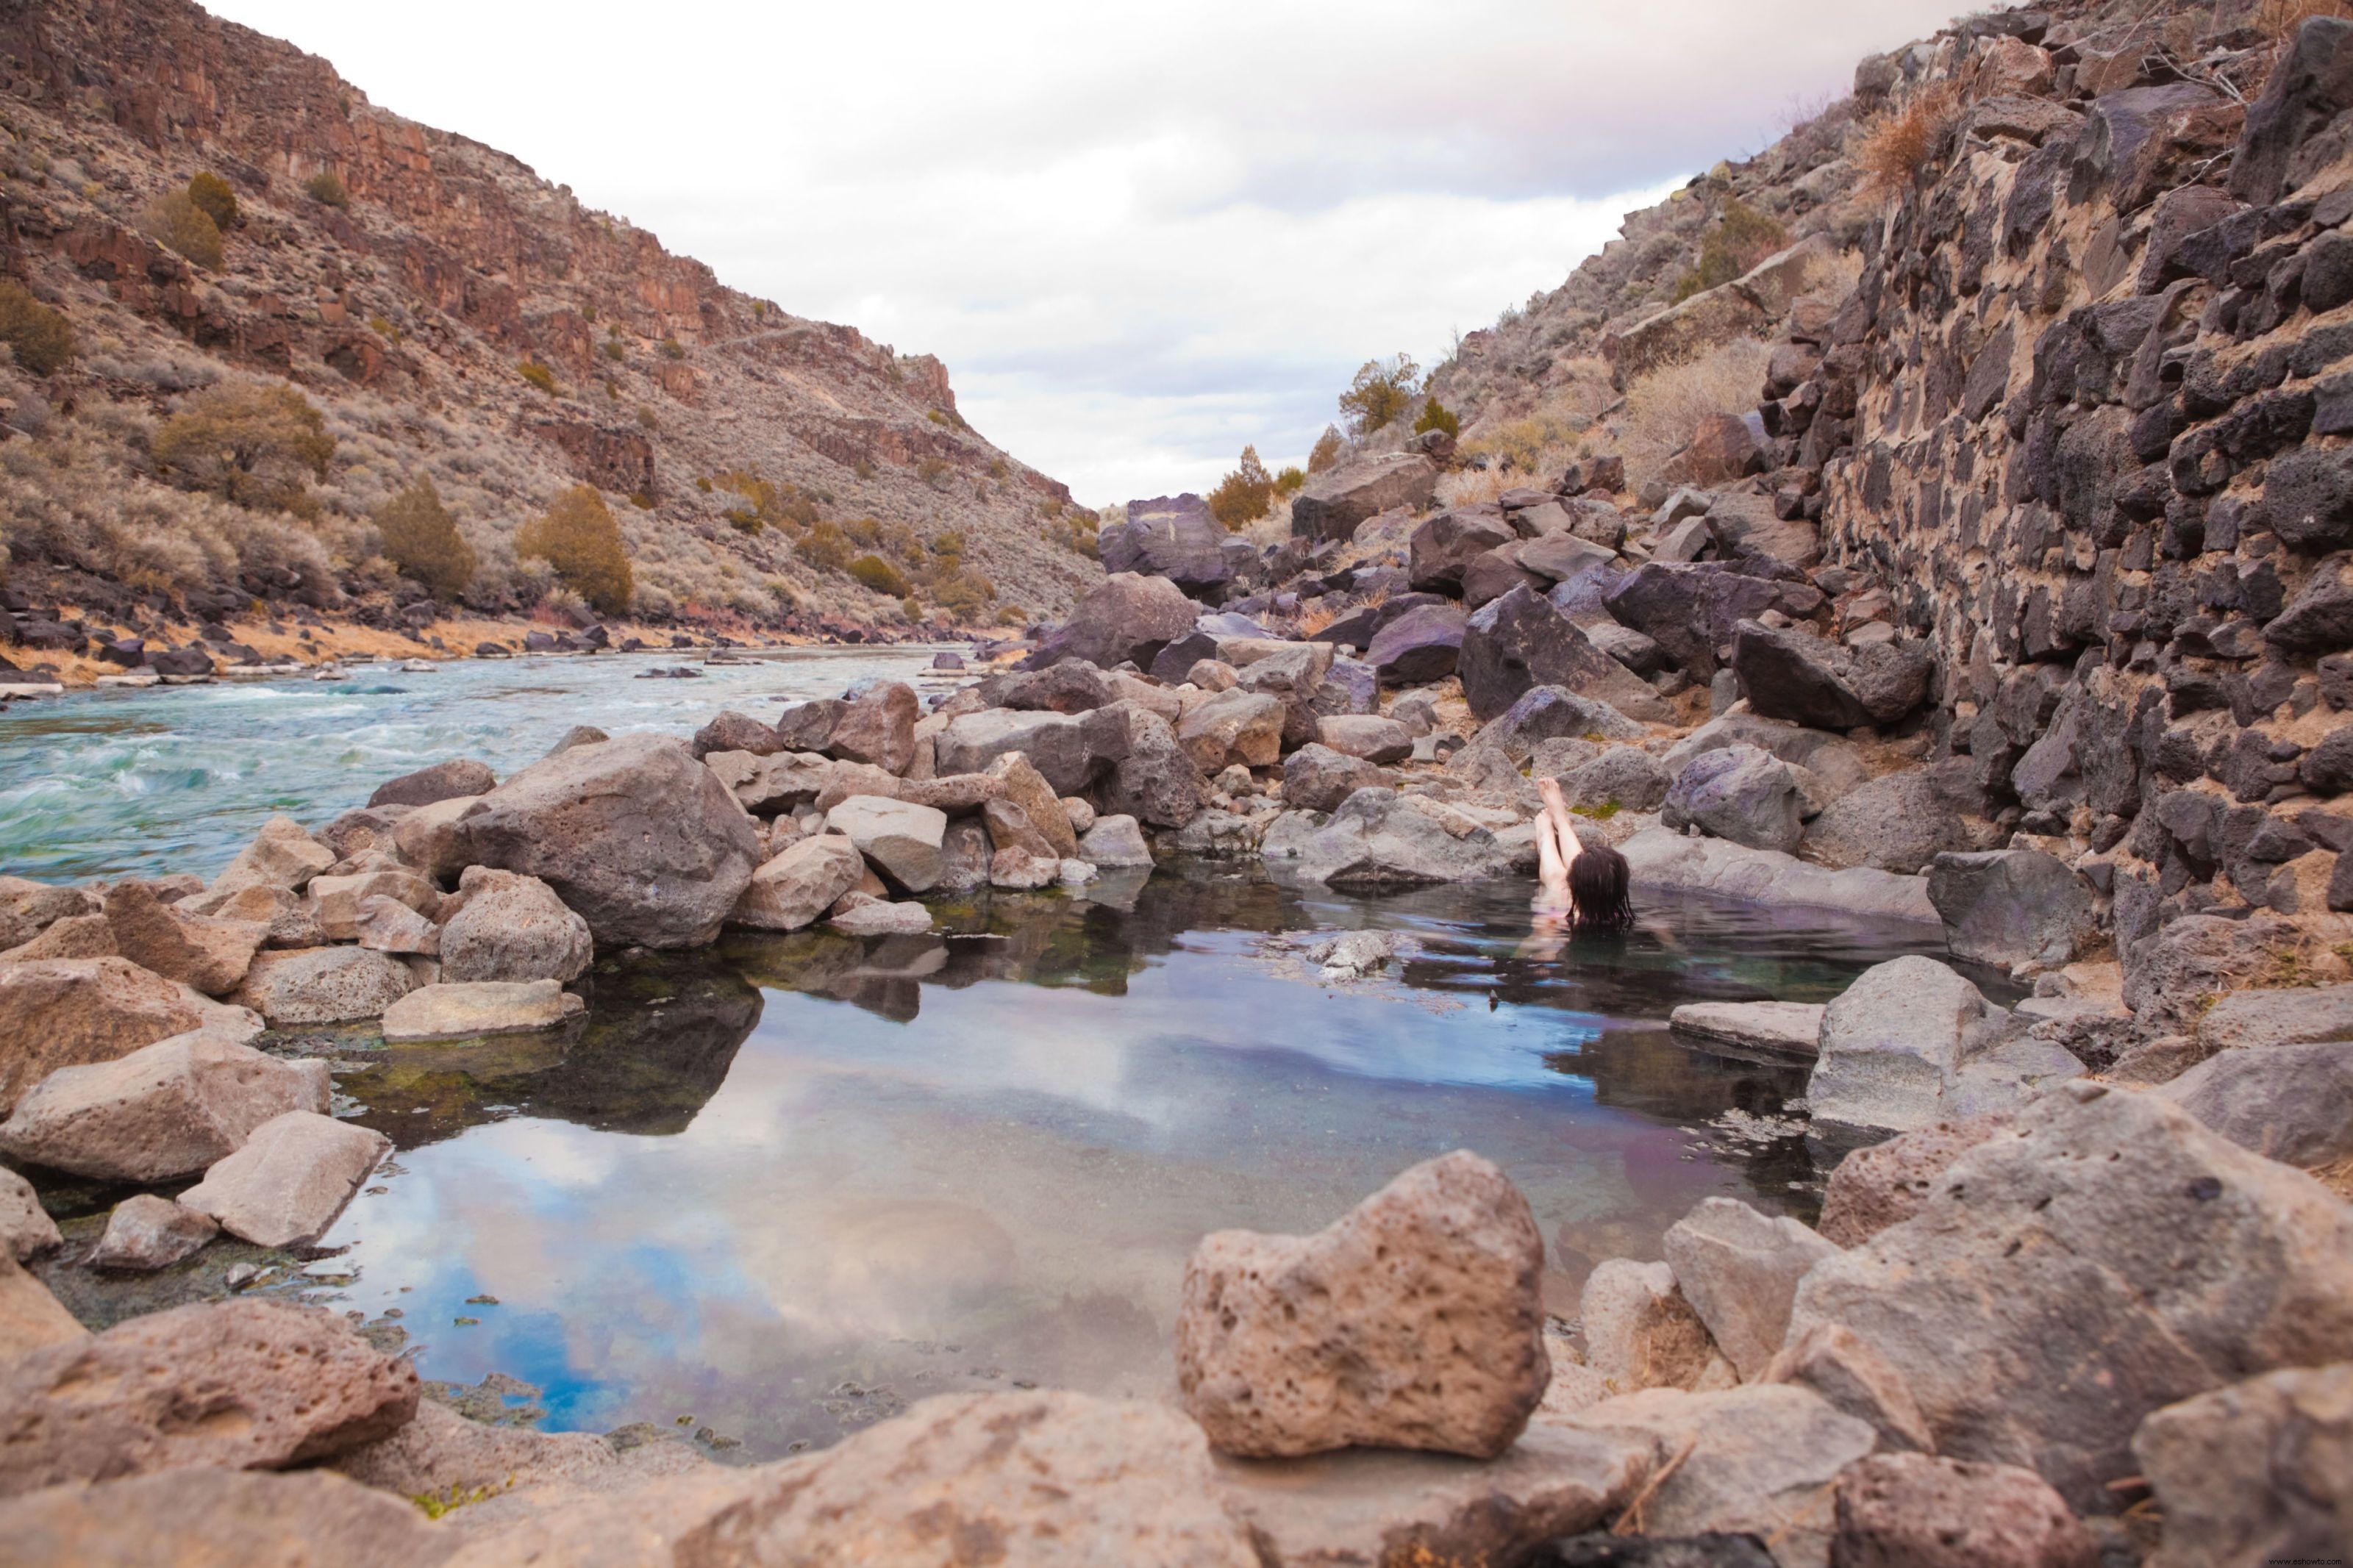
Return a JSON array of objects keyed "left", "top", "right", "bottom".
[{"left": 1538, "top": 775, "right": 1567, "bottom": 811}]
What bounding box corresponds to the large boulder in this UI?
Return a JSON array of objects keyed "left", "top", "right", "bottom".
[
  {"left": 1281, "top": 744, "right": 1392, "bottom": 814},
  {"left": 990, "top": 657, "right": 1116, "bottom": 715},
  {"left": 2152, "top": 1041, "right": 2353, "bottom": 1170},
  {"left": 1177, "top": 1151, "right": 1547, "bottom": 1458},
  {"left": 1410, "top": 508, "right": 1518, "bottom": 594},
  {"left": 1365, "top": 601, "right": 1468, "bottom": 684},
  {"left": 461, "top": 732, "right": 763, "bottom": 948},
  {"left": 230, "top": 948, "right": 415, "bottom": 1028},
  {"left": 1033, "top": 572, "right": 1202, "bottom": 670},
  {"left": 1603, "top": 562, "right": 1790, "bottom": 676},
  {"left": 1293, "top": 453, "right": 1439, "bottom": 543},
  {"left": 934, "top": 706, "right": 1130, "bottom": 795},
  {"left": 1078, "top": 814, "right": 1154, "bottom": 867},
  {"left": 101, "top": 882, "right": 264, "bottom": 998},
  {"left": 436, "top": 867, "right": 593, "bottom": 984},
  {"left": 1660, "top": 1199, "right": 1841, "bottom": 1382},
  {"left": 2229, "top": 12, "right": 2353, "bottom": 205},
  {"left": 825, "top": 795, "right": 947, "bottom": 892},
  {"left": 385, "top": 795, "right": 486, "bottom": 884},
  {"left": 0, "top": 1253, "right": 80, "bottom": 1356},
  {"left": 1099, "top": 493, "right": 1234, "bottom": 597},
  {"left": 987, "top": 753, "right": 1079, "bottom": 859},
  {"left": 366, "top": 757, "right": 496, "bottom": 808},
  {"left": 1272, "top": 790, "right": 1521, "bottom": 887},
  {"left": 1093, "top": 702, "right": 1208, "bottom": 828},
  {"left": 688, "top": 709, "right": 782, "bottom": 759},
  {"left": 1315, "top": 715, "right": 1413, "bottom": 763},
  {"left": 1177, "top": 688, "right": 1286, "bottom": 772},
  {"left": 1731, "top": 620, "right": 1932, "bottom": 731},
  {"left": 704, "top": 749, "right": 835, "bottom": 815},
  {"left": 826, "top": 680, "right": 919, "bottom": 774},
  {"left": 177, "top": 1110, "right": 391, "bottom": 1247},
  {"left": 0, "top": 959, "right": 257, "bottom": 1115},
  {"left": 1830, "top": 1453, "right": 2098, "bottom": 1568},
  {"left": 1807, "top": 956, "right": 2079, "bottom": 1136},
  {"left": 0, "top": 1032, "right": 328, "bottom": 1183},
  {"left": 732, "top": 834, "right": 868, "bottom": 931},
  {"left": 2132, "top": 1362, "right": 2353, "bottom": 1568},
  {"left": 1559, "top": 747, "right": 1672, "bottom": 813},
  {"left": 674, "top": 1390, "right": 1258, "bottom": 1567},
  {"left": 1799, "top": 767, "right": 1975, "bottom": 876},
  {"left": 1704, "top": 491, "right": 1819, "bottom": 573},
  {"left": 1459, "top": 586, "right": 1673, "bottom": 723},
  {"left": 1663, "top": 745, "right": 1805, "bottom": 854},
  {"left": 0, "top": 1300, "right": 418, "bottom": 1496},
  {"left": 772, "top": 698, "right": 844, "bottom": 753},
  {"left": 1927, "top": 850, "right": 2096, "bottom": 969},
  {"left": 1474, "top": 684, "right": 1649, "bottom": 757},
  {"left": 1789, "top": 1082, "right": 2353, "bottom": 1511},
  {"left": 2194, "top": 981, "right": 2353, "bottom": 1053}
]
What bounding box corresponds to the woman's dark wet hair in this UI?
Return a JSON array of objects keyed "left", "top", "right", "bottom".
[{"left": 1569, "top": 842, "right": 1635, "bottom": 934}]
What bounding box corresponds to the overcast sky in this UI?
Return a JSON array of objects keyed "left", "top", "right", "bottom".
[{"left": 209, "top": 1, "right": 1959, "bottom": 506}]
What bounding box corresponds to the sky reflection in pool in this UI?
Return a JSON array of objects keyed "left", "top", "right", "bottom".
[{"left": 320, "top": 868, "right": 1949, "bottom": 1460}]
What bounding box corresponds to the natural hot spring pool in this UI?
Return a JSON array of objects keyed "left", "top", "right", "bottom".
[{"left": 30, "top": 864, "right": 1958, "bottom": 1461}]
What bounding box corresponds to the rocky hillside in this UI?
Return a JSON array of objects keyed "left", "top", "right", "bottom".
[{"left": 0, "top": 0, "right": 1099, "bottom": 650}]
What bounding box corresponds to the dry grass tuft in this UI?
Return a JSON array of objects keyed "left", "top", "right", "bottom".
[
  {"left": 1618, "top": 337, "right": 1775, "bottom": 491},
  {"left": 1854, "top": 82, "right": 1964, "bottom": 196},
  {"left": 2254, "top": 0, "right": 2353, "bottom": 37}
]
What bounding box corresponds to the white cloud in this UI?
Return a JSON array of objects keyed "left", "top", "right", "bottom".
[{"left": 205, "top": 0, "right": 1959, "bottom": 504}]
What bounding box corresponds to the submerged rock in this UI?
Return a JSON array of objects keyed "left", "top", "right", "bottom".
[
  {"left": 88, "top": 1194, "right": 218, "bottom": 1272},
  {"left": 1667, "top": 1001, "right": 1823, "bottom": 1059},
  {"left": 379, "top": 980, "right": 584, "bottom": 1042},
  {"left": 1177, "top": 1150, "right": 1548, "bottom": 1458}
]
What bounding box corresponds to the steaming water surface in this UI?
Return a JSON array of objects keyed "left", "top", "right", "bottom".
[{"left": 4, "top": 653, "right": 1952, "bottom": 1460}]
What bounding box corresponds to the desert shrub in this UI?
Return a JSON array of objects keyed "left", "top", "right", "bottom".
[
  {"left": 186, "top": 171, "right": 240, "bottom": 232},
  {"left": 1307, "top": 425, "right": 1344, "bottom": 473},
  {"left": 915, "top": 457, "right": 950, "bottom": 487},
  {"left": 516, "top": 359, "right": 560, "bottom": 395},
  {"left": 660, "top": 338, "right": 685, "bottom": 360},
  {"left": 0, "top": 282, "right": 74, "bottom": 375},
  {"left": 932, "top": 569, "right": 995, "bottom": 620},
  {"left": 1338, "top": 354, "right": 1421, "bottom": 434},
  {"left": 368, "top": 314, "right": 402, "bottom": 345},
  {"left": 305, "top": 170, "right": 349, "bottom": 207},
  {"left": 515, "top": 484, "right": 632, "bottom": 616},
  {"left": 1854, "top": 82, "right": 1963, "bottom": 195},
  {"left": 1669, "top": 198, "right": 1788, "bottom": 302},
  {"left": 849, "top": 552, "right": 910, "bottom": 597},
  {"left": 1414, "top": 398, "right": 1461, "bottom": 439},
  {"left": 798, "top": 520, "right": 853, "bottom": 572},
  {"left": 1619, "top": 337, "right": 1776, "bottom": 489},
  {"left": 1207, "top": 444, "right": 1275, "bottom": 529},
  {"left": 636, "top": 404, "right": 658, "bottom": 429},
  {"left": 1275, "top": 465, "right": 1307, "bottom": 495},
  {"left": 600, "top": 338, "right": 625, "bottom": 362},
  {"left": 151, "top": 381, "right": 335, "bottom": 509},
  {"left": 375, "top": 476, "right": 476, "bottom": 598},
  {"left": 143, "top": 190, "right": 224, "bottom": 269}
]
